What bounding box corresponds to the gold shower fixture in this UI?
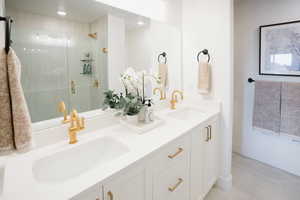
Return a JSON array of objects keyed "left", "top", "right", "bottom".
[
  {"left": 102, "top": 48, "right": 108, "bottom": 54},
  {"left": 88, "top": 33, "right": 97, "bottom": 39}
]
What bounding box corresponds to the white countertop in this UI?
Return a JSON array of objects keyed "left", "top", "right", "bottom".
[{"left": 0, "top": 98, "right": 220, "bottom": 200}]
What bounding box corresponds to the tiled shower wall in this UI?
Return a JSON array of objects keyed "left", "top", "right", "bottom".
[{"left": 7, "top": 8, "right": 105, "bottom": 122}]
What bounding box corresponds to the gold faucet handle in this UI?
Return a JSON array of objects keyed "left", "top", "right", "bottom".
[
  {"left": 79, "top": 117, "right": 85, "bottom": 130},
  {"left": 71, "top": 109, "right": 78, "bottom": 119},
  {"left": 172, "top": 90, "right": 184, "bottom": 100},
  {"left": 69, "top": 109, "right": 79, "bottom": 129},
  {"left": 153, "top": 87, "right": 166, "bottom": 100},
  {"left": 58, "top": 101, "right": 70, "bottom": 124}
]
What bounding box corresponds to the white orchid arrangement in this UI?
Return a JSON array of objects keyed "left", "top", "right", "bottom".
[
  {"left": 120, "top": 68, "right": 143, "bottom": 96},
  {"left": 120, "top": 68, "right": 161, "bottom": 99},
  {"left": 103, "top": 68, "right": 160, "bottom": 116}
]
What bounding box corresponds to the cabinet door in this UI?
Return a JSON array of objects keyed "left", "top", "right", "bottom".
[
  {"left": 103, "top": 166, "right": 148, "bottom": 200},
  {"left": 203, "top": 120, "right": 219, "bottom": 196},
  {"left": 190, "top": 126, "right": 205, "bottom": 200},
  {"left": 70, "top": 184, "right": 102, "bottom": 200},
  {"left": 153, "top": 161, "right": 189, "bottom": 200},
  {"left": 152, "top": 136, "right": 190, "bottom": 200}
]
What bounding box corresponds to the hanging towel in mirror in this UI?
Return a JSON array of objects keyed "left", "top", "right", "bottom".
[
  {"left": 280, "top": 82, "right": 300, "bottom": 137},
  {"left": 253, "top": 80, "right": 281, "bottom": 133},
  {"left": 198, "top": 61, "right": 211, "bottom": 94},
  {"left": 158, "top": 63, "right": 169, "bottom": 89},
  {"left": 0, "top": 48, "right": 32, "bottom": 154}
]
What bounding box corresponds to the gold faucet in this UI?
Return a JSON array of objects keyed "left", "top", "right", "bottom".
[
  {"left": 68, "top": 109, "right": 85, "bottom": 144},
  {"left": 153, "top": 87, "right": 166, "bottom": 100},
  {"left": 170, "top": 90, "right": 184, "bottom": 110},
  {"left": 58, "top": 101, "right": 70, "bottom": 124}
]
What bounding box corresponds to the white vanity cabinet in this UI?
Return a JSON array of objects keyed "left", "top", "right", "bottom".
[
  {"left": 70, "top": 115, "right": 220, "bottom": 200},
  {"left": 152, "top": 135, "right": 190, "bottom": 200},
  {"left": 191, "top": 117, "right": 220, "bottom": 200},
  {"left": 70, "top": 184, "right": 102, "bottom": 200},
  {"left": 102, "top": 165, "right": 149, "bottom": 200}
]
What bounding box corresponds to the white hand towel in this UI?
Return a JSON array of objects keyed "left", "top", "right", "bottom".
[
  {"left": 198, "top": 61, "right": 211, "bottom": 94},
  {"left": 0, "top": 48, "right": 32, "bottom": 155},
  {"left": 158, "top": 63, "right": 169, "bottom": 90}
]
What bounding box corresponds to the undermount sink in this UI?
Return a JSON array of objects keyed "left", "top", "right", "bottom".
[
  {"left": 167, "top": 107, "right": 206, "bottom": 121},
  {"left": 33, "top": 115, "right": 117, "bottom": 149},
  {"left": 32, "top": 137, "right": 129, "bottom": 183},
  {"left": 0, "top": 165, "right": 4, "bottom": 196}
]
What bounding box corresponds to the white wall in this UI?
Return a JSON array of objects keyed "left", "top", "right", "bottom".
[
  {"left": 93, "top": 0, "right": 181, "bottom": 27},
  {"left": 150, "top": 21, "right": 182, "bottom": 90},
  {"left": 125, "top": 25, "right": 152, "bottom": 71},
  {"left": 182, "top": 0, "right": 234, "bottom": 189},
  {"left": 107, "top": 14, "right": 126, "bottom": 92},
  {"left": 234, "top": 0, "right": 300, "bottom": 176}
]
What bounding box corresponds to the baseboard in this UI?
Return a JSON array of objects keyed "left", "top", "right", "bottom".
[{"left": 216, "top": 174, "right": 232, "bottom": 191}]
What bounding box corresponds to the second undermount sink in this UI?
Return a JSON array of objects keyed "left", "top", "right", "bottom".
[
  {"left": 33, "top": 137, "right": 129, "bottom": 183},
  {"left": 167, "top": 107, "right": 206, "bottom": 121}
]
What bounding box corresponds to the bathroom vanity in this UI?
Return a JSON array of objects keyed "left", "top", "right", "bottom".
[
  {"left": 0, "top": 99, "right": 220, "bottom": 200},
  {"left": 0, "top": 0, "right": 227, "bottom": 199}
]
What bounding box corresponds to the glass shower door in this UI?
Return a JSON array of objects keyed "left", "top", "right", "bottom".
[{"left": 10, "top": 10, "right": 71, "bottom": 122}]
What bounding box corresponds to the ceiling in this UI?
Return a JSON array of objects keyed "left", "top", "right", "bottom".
[{"left": 6, "top": 0, "right": 149, "bottom": 28}]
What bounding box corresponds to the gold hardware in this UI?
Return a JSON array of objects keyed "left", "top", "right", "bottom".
[
  {"left": 88, "top": 33, "right": 97, "bottom": 39},
  {"left": 58, "top": 101, "right": 70, "bottom": 124},
  {"left": 208, "top": 125, "right": 212, "bottom": 140},
  {"left": 102, "top": 48, "right": 108, "bottom": 54},
  {"left": 153, "top": 87, "right": 166, "bottom": 100},
  {"left": 107, "top": 191, "right": 113, "bottom": 200},
  {"left": 94, "top": 80, "right": 100, "bottom": 88},
  {"left": 68, "top": 109, "right": 85, "bottom": 144},
  {"left": 71, "top": 80, "right": 76, "bottom": 94},
  {"left": 168, "top": 147, "right": 183, "bottom": 159},
  {"left": 170, "top": 90, "right": 183, "bottom": 110},
  {"left": 205, "top": 126, "right": 210, "bottom": 142},
  {"left": 168, "top": 178, "right": 183, "bottom": 192}
]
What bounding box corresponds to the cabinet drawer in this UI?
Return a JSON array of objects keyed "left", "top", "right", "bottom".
[
  {"left": 152, "top": 135, "right": 189, "bottom": 173},
  {"left": 153, "top": 162, "right": 189, "bottom": 200}
]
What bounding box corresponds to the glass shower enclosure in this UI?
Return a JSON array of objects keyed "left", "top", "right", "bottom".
[{"left": 8, "top": 8, "right": 107, "bottom": 122}]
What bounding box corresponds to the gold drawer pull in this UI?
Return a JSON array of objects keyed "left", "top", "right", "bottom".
[
  {"left": 205, "top": 126, "right": 210, "bottom": 142},
  {"left": 168, "top": 148, "right": 183, "bottom": 159},
  {"left": 168, "top": 178, "right": 183, "bottom": 192},
  {"left": 108, "top": 191, "right": 113, "bottom": 200},
  {"left": 208, "top": 125, "right": 212, "bottom": 140}
]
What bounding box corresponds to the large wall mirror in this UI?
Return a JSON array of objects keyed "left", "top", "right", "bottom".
[{"left": 6, "top": 0, "right": 182, "bottom": 124}]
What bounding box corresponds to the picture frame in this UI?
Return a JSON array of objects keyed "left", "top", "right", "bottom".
[{"left": 259, "top": 20, "right": 300, "bottom": 77}]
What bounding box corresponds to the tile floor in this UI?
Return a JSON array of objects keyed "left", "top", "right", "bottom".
[{"left": 205, "top": 153, "right": 300, "bottom": 200}]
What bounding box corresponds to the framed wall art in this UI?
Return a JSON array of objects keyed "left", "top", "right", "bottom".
[{"left": 260, "top": 20, "right": 300, "bottom": 76}]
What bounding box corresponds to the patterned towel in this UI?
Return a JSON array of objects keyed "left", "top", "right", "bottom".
[
  {"left": 253, "top": 80, "right": 281, "bottom": 133},
  {"left": 0, "top": 48, "right": 32, "bottom": 154},
  {"left": 280, "top": 82, "right": 300, "bottom": 137}
]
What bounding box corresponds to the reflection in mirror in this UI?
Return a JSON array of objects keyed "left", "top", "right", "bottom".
[{"left": 6, "top": 0, "right": 182, "bottom": 124}]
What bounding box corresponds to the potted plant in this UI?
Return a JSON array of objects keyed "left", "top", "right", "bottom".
[{"left": 102, "top": 68, "right": 160, "bottom": 122}]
